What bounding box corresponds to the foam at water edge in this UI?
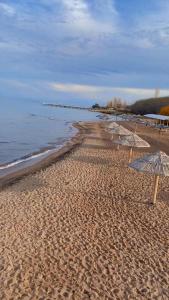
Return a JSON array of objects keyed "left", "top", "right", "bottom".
[
  {"left": 0, "top": 148, "right": 58, "bottom": 170},
  {"left": 0, "top": 123, "right": 78, "bottom": 172}
]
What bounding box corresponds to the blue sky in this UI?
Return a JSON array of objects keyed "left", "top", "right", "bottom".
[{"left": 1, "top": 0, "right": 169, "bottom": 105}]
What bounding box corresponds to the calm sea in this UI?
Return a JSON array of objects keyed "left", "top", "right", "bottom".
[{"left": 0, "top": 98, "right": 110, "bottom": 173}]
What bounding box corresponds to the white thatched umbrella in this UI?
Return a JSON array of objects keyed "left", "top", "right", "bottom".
[
  {"left": 114, "top": 133, "right": 150, "bottom": 162},
  {"left": 106, "top": 122, "right": 119, "bottom": 143},
  {"left": 111, "top": 125, "right": 132, "bottom": 149},
  {"left": 129, "top": 151, "right": 169, "bottom": 204},
  {"left": 107, "top": 122, "right": 119, "bottom": 130},
  {"left": 111, "top": 125, "right": 131, "bottom": 135}
]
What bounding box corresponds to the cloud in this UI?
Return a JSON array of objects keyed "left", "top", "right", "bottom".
[
  {"left": 60, "top": 0, "right": 118, "bottom": 35},
  {"left": 50, "top": 82, "right": 100, "bottom": 94},
  {"left": 130, "top": 1, "right": 169, "bottom": 48},
  {"left": 0, "top": 2, "right": 15, "bottom": 16},
  {"left": 1, "top": 77, "right": 169, "bottom": 105},
  {"left": 0, "top": 40, "right": 34, "bottom": 53},
  {"left": 50, "top": 82, "right": 169, "bottom": 100},
  {"left": 0, "top": 0, "right": 118, "bottom": 57},
  {"left": 0, "top": 0, "right": 169, "bottom": 106}
]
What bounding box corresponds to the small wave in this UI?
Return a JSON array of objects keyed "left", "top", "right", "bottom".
[
  {"left": 0, "top": 124, "right": 77, "bottom": 173},
  {"left": 0, "top": 148, "right": 55, "bottom": 170}
]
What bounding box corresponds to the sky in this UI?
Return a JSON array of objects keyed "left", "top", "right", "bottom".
[{"left": 1, "top": 0, "right": 169, "bottom": 106}]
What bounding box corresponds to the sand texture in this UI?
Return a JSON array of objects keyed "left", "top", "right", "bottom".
[{"left": 0, "top": 121, "right": 169, "bottom": 299}]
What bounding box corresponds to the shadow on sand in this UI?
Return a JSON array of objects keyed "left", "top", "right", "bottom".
[{"left": 159, "top": 191, "right": 169, "bottom": 207}]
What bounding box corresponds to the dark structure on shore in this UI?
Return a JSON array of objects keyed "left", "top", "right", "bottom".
[{"left": 43, "top": 103, "right": 89, "bottom": 110}]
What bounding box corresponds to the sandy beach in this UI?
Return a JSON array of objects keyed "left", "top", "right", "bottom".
[{"left": 0, "top": 121, "right": 169, "bottom": 299}]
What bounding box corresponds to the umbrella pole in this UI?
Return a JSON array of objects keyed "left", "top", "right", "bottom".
[
  {"left": 117, "top": 135, "right": 120, "bottom": 150},
  {"left": 153, "top": 175, "right": 159, "bottom": 205},
  {"left": 129, "top": 147, "right": 133, "bottom": 163}
]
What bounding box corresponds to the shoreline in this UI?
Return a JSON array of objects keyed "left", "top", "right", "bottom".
[
  {"left": 0, "top": 121, "right": 89, "bottom": 190},
  {"left": 0, "top": 120, "right": 169, "bottom": 299},
  {"left": 1, "top": 118, "right": 169, "bottom": 191}
]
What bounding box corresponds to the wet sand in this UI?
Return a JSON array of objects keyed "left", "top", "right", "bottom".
[{"left": 0, "top": 121, "right": 169, "bottom": 299}]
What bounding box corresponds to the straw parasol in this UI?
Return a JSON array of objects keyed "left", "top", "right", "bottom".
[
  {"left": 111, "top": 125, "right": 131, "bottom": 135},
  {"left": 129, "top": 151, "right": 169, "bottom": 204},
  {"left": 106, "top": 122, "right": 120, "bottom": 143},
  {"left": 111, "top": 125, "right": 132, "bottom": 149},
  {"left": 114, "top": 133, "right": 150, "bottom": 162},
  {"left": 107, "top": 122, "right": 119, "bottom": 130}
]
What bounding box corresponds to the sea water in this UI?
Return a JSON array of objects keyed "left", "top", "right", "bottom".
[{"left": 0, "top": 98, "right": 114, "bottom": 176}]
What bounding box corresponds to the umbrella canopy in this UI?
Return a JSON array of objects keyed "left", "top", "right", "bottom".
[
  {"left": 107, "top": 122, "right": 119, "bottom": 130},
  {"left": 129, "top": 151, "right": 169, "bottom": 176},
  {"left": 114, "top": 133, "right": 150, "bottom": 148},
  {"left": 113, "top": 133, "right": 150, "bottom": 162},
  {"left": 111, "top": 125, "right": 131, "bottom": 136},
  {"left": 129, "top": 151, "right": 169, "bottom": 204}
]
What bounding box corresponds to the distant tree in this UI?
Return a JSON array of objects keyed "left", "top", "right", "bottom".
[
  {"left": 106, "top": 100, "right": 113, "bottom": 108},
  {"left": 113, "top": 97, "right": 118, "bottom": 108},
  {"left": 106, "top": 100, "right": 116, "bottom": 108},
  {"left": 116, "top": 98, "right": 123, "bottom": 109},
  {"left": 122, "top": 100, "right": 127, "bottom": 109},
  {"left": 106, "top": 97, "right": 127, "bottom": 110},
  {"left": 160, "top": 105, "right": 169, "bottom": 116},
  {"left": 130, "top": 97, "right": 169, "bottom": 115},
  {"left": 92, "top": 103, "right": 100, "bottom": 109}
]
